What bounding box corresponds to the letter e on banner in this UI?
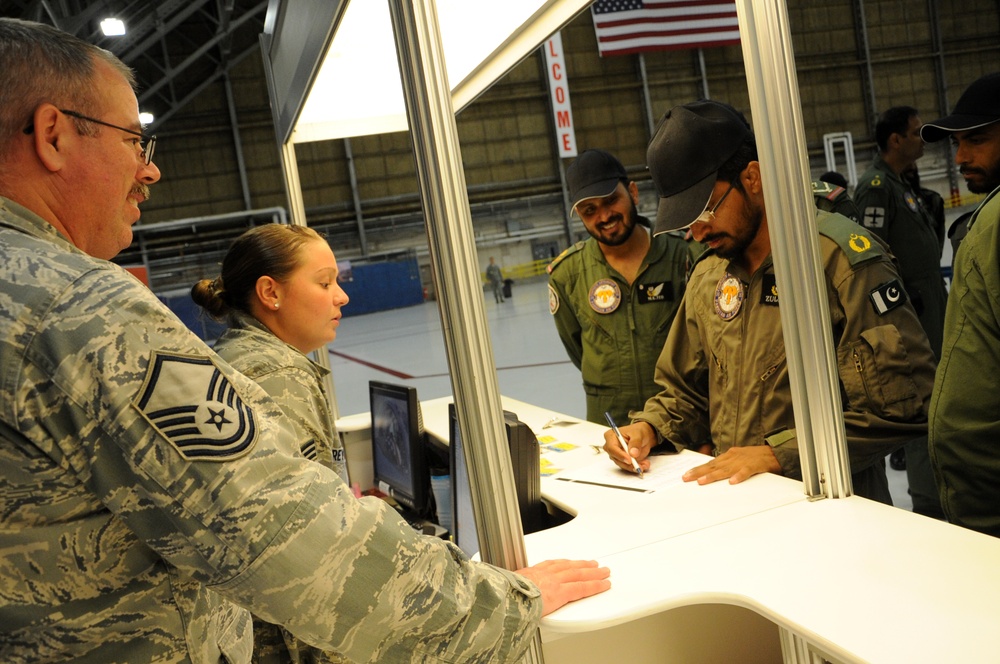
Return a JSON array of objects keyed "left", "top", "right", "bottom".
[{"left": 543, "top": 32, "right": 576, "bottom": 158}]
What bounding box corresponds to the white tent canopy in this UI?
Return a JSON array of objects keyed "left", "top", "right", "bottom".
[{"left": 264, "top": 0, "right": 593, "bottom": 143}]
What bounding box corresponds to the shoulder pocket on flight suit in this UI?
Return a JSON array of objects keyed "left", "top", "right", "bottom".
[{"left": 837, "top": 324, "right": 920, "bottom": 420}]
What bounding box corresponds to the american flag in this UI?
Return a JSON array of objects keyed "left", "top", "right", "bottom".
[{"left": 591, "top": 0, "right": 740, "bottom": 57}]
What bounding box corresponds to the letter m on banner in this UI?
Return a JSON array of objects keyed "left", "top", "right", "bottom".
[{"left": 543, "top": 32, "right": 577, "bottom": 158}]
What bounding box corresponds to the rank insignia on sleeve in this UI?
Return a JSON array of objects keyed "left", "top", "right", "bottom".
[
  {"left": 869, "top": 279, "right": 907, "bottom": 316},
  {"left": 134, "top": 352, "right": 258, "bottom": 461}
]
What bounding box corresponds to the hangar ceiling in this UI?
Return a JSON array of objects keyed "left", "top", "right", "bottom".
[{"left": 2, "top": 0, "right": 268, "bottom": 131}]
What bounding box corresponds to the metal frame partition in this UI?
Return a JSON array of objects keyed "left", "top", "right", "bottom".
[{"left": 262, "top": 0, "right": 854, "bottom": 661}]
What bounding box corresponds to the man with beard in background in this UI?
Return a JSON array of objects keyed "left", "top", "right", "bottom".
[
  {"left": 922, "top": 72, "right": 1000, "bottom": 537},
  {"left": 547, "top": 148, "right": 701, "bottom": 424}
]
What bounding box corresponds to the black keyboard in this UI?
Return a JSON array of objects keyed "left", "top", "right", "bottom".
[{"left": 399, "top": 511, "right": 448, "bottom": 538}]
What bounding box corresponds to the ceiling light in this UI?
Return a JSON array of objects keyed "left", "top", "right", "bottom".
[
  {"left": 100, "top": 18, "right": 126, "bottom": 37},
  {"left": 139, "top": 112, "right": 154, "bottom": 126}
]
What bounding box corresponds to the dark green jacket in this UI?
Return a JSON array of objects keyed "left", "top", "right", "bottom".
[{"left": 930, "top": 187, "right": 1000, "bottom": 536}]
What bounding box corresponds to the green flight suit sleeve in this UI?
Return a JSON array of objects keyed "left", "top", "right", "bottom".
[
  {"left": 548, "top": 277, "right": 584, "bottom": 370},
  {"left": 930, "top": 191, "right": 1000, "bottom": 535},
  {"left": 818, "top": 233, "right": 937, "bottom": 475}
]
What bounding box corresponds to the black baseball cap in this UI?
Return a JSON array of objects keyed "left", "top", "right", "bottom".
[
  {"left": 920, "top": 72, "right": 1000, "bottom": 143},
  {"left": 567, "top": 149, "right": 628, "bottom": 211},
  {"left": 647, "top": 100, "right": 752, "bottom": 235}
]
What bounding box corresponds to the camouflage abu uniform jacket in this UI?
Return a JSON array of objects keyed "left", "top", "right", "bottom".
[
  {"left": 547, "top": 223, "right": 699, "bottom": 424},
  {"left": 212, "top": 313, "right": 351, "bottom": 664},
  {"left": 213, "top": 313, "right": 349, "bottom": 484},
  {"left": 633, "top": 211, "right": 937, "bottom": 503},
  {"left": 0, "top": 197, "right": 541, "bottom": 664}
]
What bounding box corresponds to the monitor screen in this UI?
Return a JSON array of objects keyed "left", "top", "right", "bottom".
[
  {"left": 449, "top": 403, "right": 480, "bottom": 556},
  {"left": 449, "top": 403, "right": 543, "bottom": 557},
  {"left": 370, "top": 381, "right": 428, "bottom": 515}
]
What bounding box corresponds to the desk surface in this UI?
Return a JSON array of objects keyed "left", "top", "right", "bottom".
[{"left": 343, "top": 396, "right": 1000, "bottom": 663}]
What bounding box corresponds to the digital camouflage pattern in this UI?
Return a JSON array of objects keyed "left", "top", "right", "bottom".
[
  {"left": 547, "top": 221, "right": 700, "bottom": 424},
  {"left": 633, "top": 211, "right": 938, "bottom": 504},
  {"left": 213, "top": 314, "right": 349, "bottom": 484},
  {"left": 212, "top": 313, "right": 351, "bottom": 663},
  {"left": 0, "top": 196, "right": 542, "bottom": 663}
]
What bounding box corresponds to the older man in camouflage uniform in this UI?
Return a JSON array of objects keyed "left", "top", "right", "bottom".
[{"left": 0, "top": 18, "right": 609, "bottom": 663}]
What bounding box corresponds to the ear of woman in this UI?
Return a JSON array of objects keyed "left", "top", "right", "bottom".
[{"left": 255, "top": 275, "right": 281, "bottom": 313}]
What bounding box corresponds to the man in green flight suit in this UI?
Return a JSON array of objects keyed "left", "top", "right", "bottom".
[
  {"left": 603, "top": 100, "right": 937, "bottom": 504},
  {"left": 547, "top": 149, "right": 700, "bottom": 424},
  {"left": 854, "top": 105, "right": 948, "bottom": 518},
  {"left": 922, "top": 72, "right": 1000, "bottom": 537}
]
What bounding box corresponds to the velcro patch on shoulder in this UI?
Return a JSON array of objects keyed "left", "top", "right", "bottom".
[{"left": 134, "top": 352, "right": 258, "bottom": 461}]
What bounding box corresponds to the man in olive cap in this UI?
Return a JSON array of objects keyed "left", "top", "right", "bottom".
[
  {"left": 547, "top": 148, "right": 700, "bottom": 424},
  {"left": 603, "top": 100, "right": 937, "bottom": 504},
  {"left": 922, "top": 72, "right": 1000, "bottom": 537}
]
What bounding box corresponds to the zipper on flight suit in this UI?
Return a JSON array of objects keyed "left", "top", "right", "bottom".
[{"left": 852, "top": 347, "right": 875, "bottom": 404}]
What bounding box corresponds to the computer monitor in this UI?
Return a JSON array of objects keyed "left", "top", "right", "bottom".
[
  {"left": 449, "top": 403, "right": 543, "bottom": 557},
  {"left": 369, "top": 381, "right": 429, "bottom": 517},
  {"left": 450, "top": 403, "right": 479, "bottom": 556}
]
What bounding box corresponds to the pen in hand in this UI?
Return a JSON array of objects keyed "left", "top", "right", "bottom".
[{"left": 604, "top": 412, "right": 644, "bottom": 478}]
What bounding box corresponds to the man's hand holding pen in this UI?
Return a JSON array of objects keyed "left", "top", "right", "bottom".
[
  {"left": 603, "top": 424, "right": 783, "bottom": 486},
  {"left": 602, "top": 420, "right": 657, "bottom": 475}
]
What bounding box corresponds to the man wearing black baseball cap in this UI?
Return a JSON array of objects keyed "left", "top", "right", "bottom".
[
  {"left": 603, "top": 100, "right": 937, "bottom": 504},
  {"left": 922, "top": 72, "right": 1000, "bottom": 537},
  {"left": 547, "top": 148, "right": 700, "bottom": 424}
]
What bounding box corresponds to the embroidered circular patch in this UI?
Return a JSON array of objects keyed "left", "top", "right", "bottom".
[
  {"left": 589, "top": 279, "right": 621, "bottom": 314},
  {"left": 714, "top": 273, "right": 744, "bottom": 320},
  {"left": 548, "top": 284, "right": 560, "bottom": 314}
]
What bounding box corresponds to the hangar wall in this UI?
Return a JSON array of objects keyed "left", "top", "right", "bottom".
[{"left": 123, "top": 0, "right": 1000, "bottom": 295}]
